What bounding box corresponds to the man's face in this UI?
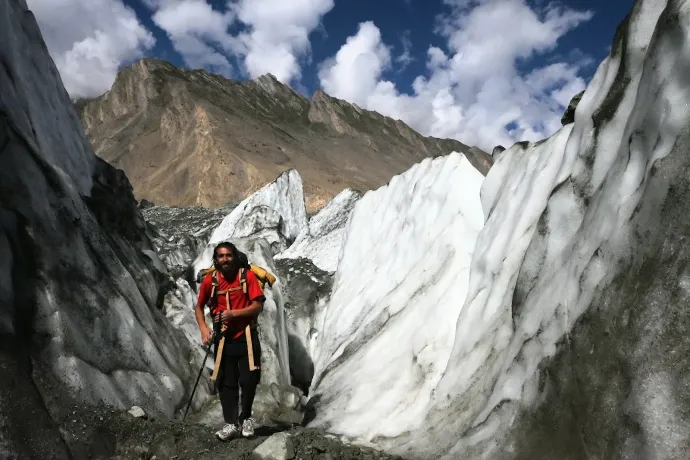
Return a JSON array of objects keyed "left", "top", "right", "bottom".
[{"left": 215, "top": 248, "right": 233, "bottom": 269}]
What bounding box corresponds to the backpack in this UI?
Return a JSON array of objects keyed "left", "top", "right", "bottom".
[
  {"left": 199, "top": 251, "right": 274, "bottom": 375},
  {"left": 195, "top": 250, "right": 277, "bottom": 304}
]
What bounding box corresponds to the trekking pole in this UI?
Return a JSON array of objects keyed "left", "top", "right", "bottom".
[{"left": 183, "top": 332, "right": 215, "bottom": 421}]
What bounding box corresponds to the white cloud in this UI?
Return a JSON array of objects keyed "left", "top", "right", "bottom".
[
  {"left": 27, "top": 0, "right": 155, "bottom": 99},
  {"left": 318, "top": 0, "right": 594, "bottom": 151},
  {"left": 150, "top": 0, "right": 237, "bottom": 75},
  {"left": 147, "top": 0, "right": 334, "bottom": 84},
  {"left": 229, "top": 0, "right": 335, "bottom": 83},
  {"left": 318, "top": 22, "right": 392, "bottom": 104}
]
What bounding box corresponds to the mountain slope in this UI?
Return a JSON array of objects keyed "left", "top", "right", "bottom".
[{"left": 76, "top": 59, "right": 492, "bottom": 212}]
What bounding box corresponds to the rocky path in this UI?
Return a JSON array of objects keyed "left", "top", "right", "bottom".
[{"left": 53, "top": 402, "right": 403, "bottom": 460}]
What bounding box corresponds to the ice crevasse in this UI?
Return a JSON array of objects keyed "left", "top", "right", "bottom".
[{"left": 307, "top": 0, "right": 690, "bottom": 458}]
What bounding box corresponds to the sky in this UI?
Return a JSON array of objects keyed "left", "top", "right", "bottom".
[{"left": 26, "top": 0, "right": 634, "bottom": 151}]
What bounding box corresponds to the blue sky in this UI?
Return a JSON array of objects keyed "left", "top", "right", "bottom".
[
  {"left": 28, "top": 0, "right": 635, "bottom": 150},
  {"left": 124, "top": 0, "right": 632, "bottom": 97}
]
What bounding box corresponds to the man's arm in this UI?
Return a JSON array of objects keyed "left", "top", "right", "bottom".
[
  {"left": 195, "top": 277, "right": 212, "bottom": 341},
  {"left": 231, "top": 299, "right": 263, "bottom": 317}
]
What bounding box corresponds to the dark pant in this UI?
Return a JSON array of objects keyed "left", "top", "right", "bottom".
[{"left": 213, "top": 328, "right": 262, "bottom": 425}]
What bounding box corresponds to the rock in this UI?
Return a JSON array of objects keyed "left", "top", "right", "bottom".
[
  {"left": 560, "top": 89, "right": 584, "bottom": 125},
  {"left": 138, "top": 198, "right": 156, "bottom": 209},
  {"left": 147, "top": 433, "right": 177, "bottom": 460},
  {"left": 128, "top": 406, "right": 146, "bottom": 419},
  {"left": 253, "top": 383, "right": 306, "bottom": 426},
  {"left": 141, "top": 203, "right": 234, "bottom": 278},
  {"left": 76, "top": 57, "right": 492, "bottom": 215},
  {"left": 253, "top": 432, "right": 295, "bottom": 460},
  {"left": 491, "top": 145, "right": 506, "bottom": 156}
]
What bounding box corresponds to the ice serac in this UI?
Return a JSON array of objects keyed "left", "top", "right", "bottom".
[
  {"left": 308, "top": 152, "right": 485, "bottom": 445},
  {"left": 310, "top": 0, "right": 690, "bottom": 458},
  {"left": 192, "top": 169, "right": 309, "bottom": 387},
  {"left": 0, "top": 1, "right": 205, "bottom": 458},
  {"left": 274, "top": 257, "right": 334, "bottom": 394},
  {"left": 190, "top": 172, "right": 308, "bottom": 422},
  {"left": 208, "top": 169, "right": 308, "bottom": 253},
  {"left": 275, "top": 188, "right": 362, "bottom": 273}
]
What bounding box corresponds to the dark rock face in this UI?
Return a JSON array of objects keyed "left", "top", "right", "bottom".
[
  {"left": 560, "top": 90, "right": 584, "bottom": 125},
  {"left": 140, "top": 203, "right": 234, "bottom": 279},
  {"left": 83, "top": 156, "right": 174, "bottom": 310},
  {"left": 0, "top": 2, "right": 203, "bottom": 458}
]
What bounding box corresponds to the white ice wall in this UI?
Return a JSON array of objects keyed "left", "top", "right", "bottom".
[
  {"left": 308, "top": 152, "right": 485, "bottom": 445},
  {"left": 307, "top": 0, "right": 690, "bottom": 458}
]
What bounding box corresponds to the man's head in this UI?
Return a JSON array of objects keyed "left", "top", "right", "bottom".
[{"left": 213, "top": 241, "right": 239, "bottom": 279}]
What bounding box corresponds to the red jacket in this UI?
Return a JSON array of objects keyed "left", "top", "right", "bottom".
[{"left": 197, "top": 269, "right": 264, "bottom": 339}]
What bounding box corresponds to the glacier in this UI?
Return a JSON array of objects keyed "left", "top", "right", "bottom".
[
  {"left": 308, "top": 152, "right": 486, "bottom": 443},
  {"left": 275, "top": 188, "right": 362, "bottom": 273},
  {"left": 207, "top": 168, "right": 309, "bottom": 254},
  {"left": 308, "top": 0, "right": 690, "bottom": 458},
  {"left": 187, "top": 170, "right": 319, "bottom": 425},
  {"left": 4, "top": 0, "right": 690, "bottom": 457},
  {"left": 0, "top": 1, "right": 208, "bottom": 457}
]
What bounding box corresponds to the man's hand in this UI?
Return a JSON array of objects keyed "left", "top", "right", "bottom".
[
  {"left": 201, "top": 327, "right": 213, "bottom": 345},
  {"left": 214, "top": 309, "right": 235, "bottom": 324}
]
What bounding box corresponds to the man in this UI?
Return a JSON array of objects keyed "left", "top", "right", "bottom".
[{"left": 195, "top": 241, "right": 265, "bottom": 441}]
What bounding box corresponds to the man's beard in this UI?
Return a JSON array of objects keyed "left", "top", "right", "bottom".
[{"left": 216, "top": 259, "right": 240, "bottom": 280}]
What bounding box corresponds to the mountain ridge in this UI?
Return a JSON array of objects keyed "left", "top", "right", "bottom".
[{"left": 76, "top": 58, "right": 492, "bottom": 212}]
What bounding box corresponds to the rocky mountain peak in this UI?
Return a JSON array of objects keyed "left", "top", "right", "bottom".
[
  {"left": 254, "top": 72, "right": 284, "bottom": 91},
  {"left": 75, "top": 58, "right": 492, "bottom": 213}
]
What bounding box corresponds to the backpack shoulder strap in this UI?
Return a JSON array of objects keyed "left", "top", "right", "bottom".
[
  {"left": 210, "top": 271, "right": 219, "bottom": 305},
  {"left": 240, "top": 268, "right": 247, "bottom": 296}
]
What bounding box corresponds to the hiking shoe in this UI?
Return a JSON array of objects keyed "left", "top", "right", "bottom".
[
  {"left": 241, "top": 417, "right": 255, "bottom": 437},
  {"left": 215, "top": 423, "right": 240, "bottom": 441}
]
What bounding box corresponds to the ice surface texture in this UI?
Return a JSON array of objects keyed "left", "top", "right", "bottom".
[
  {"left": 208, "top": 169, "right": 309, "bottom": 253},
  {"left": 309, "top": 0, "right": 690, "bottom": 458},
  {"left": 192, "top": 171, "right": 313, "bottom": 387},
  {"left": 308, "top": 152, "right": 486, "bottom": 449},
  {"left": 0, "top": 4, "right": 205, "bottom": 457},
  {"left": 275, "top": 188, "right": 362, "bottom": 273}
]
